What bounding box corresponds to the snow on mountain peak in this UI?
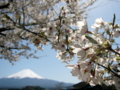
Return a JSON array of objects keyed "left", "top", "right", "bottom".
[{"left": 6, "top": 69, "right": 45, "bottom": 79}]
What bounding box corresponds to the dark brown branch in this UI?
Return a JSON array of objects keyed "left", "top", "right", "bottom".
[
  {"left": 0, "top": 3, "right": 10, "bottom": 9},
  {"left": 0, "top": 45, "right": 18, "bottom": 50},
  {"left": 24, "top": 23, "right": 39, "bottom": 26},
  {"left": 0, "top": 27, "right": 14, "bottom": 32},
  {"left": 57, "top": 16, "right": 62, "bottom": 43},
  {"left": 109, "top": 48, "right": 120, "bottom": 56},
  {"left": 0, "top": 33, "right": 6, "bottom": 36},
  {"left": 0, "top": 27, "right": 50, "bottom": 42},
  {"left": 98, "top": 46, "right": 120, "bottom": 56}
]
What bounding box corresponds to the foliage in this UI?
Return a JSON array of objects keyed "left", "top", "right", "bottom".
[
  {"left": 55, "top": 82, "right": 64, "bottom": 90},
  {"left": 21, "top": 86, "right": 45, "bottom": 90},
  {"left": 7, "top": 86, "right": 45, "bottom": 90}
]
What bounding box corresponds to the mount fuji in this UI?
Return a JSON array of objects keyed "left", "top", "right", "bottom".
[
  {"left": 6, "top": 69, "right": 44, "bottom": 79},
  {"left": 0, "top": 69, "right": 73, "bottom": 89}
]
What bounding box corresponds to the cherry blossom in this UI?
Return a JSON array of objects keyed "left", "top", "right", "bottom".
[
  {"left": 113, "top": 29, "right": 120, "bottom": 38},
  {"left": 0, "top": 0, "right": 120, "bottom": 89},
  {"left": 76, "top": 19, "right": 88, "bottom": 35}
]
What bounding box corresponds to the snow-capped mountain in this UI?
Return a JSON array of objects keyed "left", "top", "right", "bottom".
[
  {"left": 0, "top": 69, "right": 73, "bottom": 89},
  {"left": 6, "top": 69, "right": 44, "bottom": 79}
]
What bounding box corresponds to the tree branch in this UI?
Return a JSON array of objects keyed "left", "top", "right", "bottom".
[
  {"left": 94, "top": 61, "right": 120, "bottom": 78},
  {"left": 0, "top": 3, "right": 10, "bottom": 9},
  {"left": 0, "top": 45, "right": 19, "bottom": 50},
  {"left": 0, "top": 27, "right": 14, "bottom": 32},
  {"left": 24, "top": 28, "right": 50, "bottom": 42},
  {"left": 109, "top": 48, "right": 120, "bottom": 56},
  {"left": 0, "top": 33, "right": 6, "bottom": 36}
]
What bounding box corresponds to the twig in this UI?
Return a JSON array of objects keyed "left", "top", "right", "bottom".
[
  {"left": 107, "top": 47, "right": 120, "bottom": 56},
  {"left": 24, "top": 28, "right": 50, "bottom": 42},
  {"left": 0, "top": 45, "right": 19, "bottom": 50},
  {"left": 94, "top": 61, "right": 120, "bottom": 78}
]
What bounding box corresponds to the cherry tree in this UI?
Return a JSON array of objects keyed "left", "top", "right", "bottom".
[
  {"left": 0, "top": 0, "right": 96, "bottom": 62},
  {"left": 0, "top": 0, "right": 120, "bottom": 90}
]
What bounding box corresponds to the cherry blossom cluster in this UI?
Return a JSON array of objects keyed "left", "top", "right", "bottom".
[
  {"left": 0, "top": 0, "right": 120, "bottom": 89},
  {"left": 66, "top": 17, "right": 120, "bottom": 89},
  {"left": 0, "top": 0, "right": 96, "bottom": 63}
]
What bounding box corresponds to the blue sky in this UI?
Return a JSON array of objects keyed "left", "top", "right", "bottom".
[{"left": 0, "top": 0, "right": 120, "bottom": 84}]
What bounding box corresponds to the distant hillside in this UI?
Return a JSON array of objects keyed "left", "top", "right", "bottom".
[
  {"left": 0, "top": 69, "right": 73, "bottom": 89},
  {"left": 8, "top": 86, "right": 45, "bottom": 90}
]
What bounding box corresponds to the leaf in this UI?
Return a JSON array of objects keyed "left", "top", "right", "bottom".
[
  {"left": 110, "top": 66, "right": 113, "bottom": 69},
  {"left": 114, "top": 24, "right": 120, "bottom": 28},
  {"left": 4, "top": 14, "right": 12, "bottom": 20},
  {"left": 109, "top": 22, "right": 113, "bottom": 25},
  {"left": 18, "top": 16, "right": 21, "bottom": 24},
  {"left": 40, "top": 32, "right": 45, "bottom": 36},
  {"left": 62, "top": 7, "right": 64, "bottom": 10},
  {"left": 62, "top": 20, "right": 65, "bottom": 24},
  {"left": 85, "top": 34, "right": 98, "bottom": 44},
  {"left": 116, "top": 57, "right": 120, "bottom": 61},
  {"left": 106, "top": 30, "right": 110, "bottom": 35},
  {"left": 68, "top": 40, "right": 72, "bottom": 44},
  {"left": 110, "top": 39, "right": 115, "bottom": 42},
  {"left": 105, "top": 69, "right": 110, "bottom": 74},
  {"left": 113, "top": 14, "right": 116, "bottom": 27},
  {"left": 103, "top": 41, "right": 111, "bottom": 48}
]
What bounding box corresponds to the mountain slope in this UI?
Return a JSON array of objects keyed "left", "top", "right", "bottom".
[
  {"left": 0, "top": 69, "right": 73, "bottom": 89},
  {"left": 0, "top": 78, "right": 62, "bottom": 88}
]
